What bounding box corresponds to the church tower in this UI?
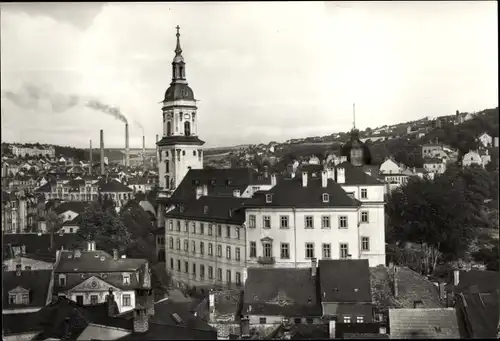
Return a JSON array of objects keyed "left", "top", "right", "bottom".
[{"left": 157, "top": 26, "right": 205, "bottom": 194}]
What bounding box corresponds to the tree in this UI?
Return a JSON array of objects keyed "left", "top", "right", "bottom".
[
  {"left": 386, "top": 174, "right": 477, "bottom": 273},
  {"left": 76, "top": 202, "right": 131, "bottom": 254},
  {"left": 471, "top": 245, "right": 499, "bottom": 271}
]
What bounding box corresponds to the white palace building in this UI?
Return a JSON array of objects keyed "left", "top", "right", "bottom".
[{"left": 156, "top": 27, "right": 386, "bottom": 291}]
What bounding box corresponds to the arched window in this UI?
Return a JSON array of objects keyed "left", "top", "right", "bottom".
[
  {"left": 184, "top": 121, "right": 191, "bottom": 136},
  {"left": 167, "top": 121, "right": 172, "bottom": 136},
  {"left": 179, "top": 66, "right": 184, "bottom": 78}
]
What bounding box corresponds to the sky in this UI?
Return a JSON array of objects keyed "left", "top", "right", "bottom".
[{"left": 1, "top": 1, "right": 498, "bottom": 149}]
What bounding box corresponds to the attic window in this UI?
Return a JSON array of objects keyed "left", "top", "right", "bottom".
[
  {"left": 322, "top": 193, "right": 329, "bottom": 203},
  {"left": 192, "top": 179, "right": 199, "bottom": 186},
  {"left": 123, "top": 273, "right": 131, "bottom": 285},
  {"left": 211, "top": 179, "right": 216, "bottom": 185},
  {"left": 226, "top": 179, "right": 232, "bottom": 185},
  {"left": 228, "top": 210, "right": 233, "bottom": 217},
  {"left": 265, "top": 194, "right": 272, "bottom": 203},
  {"left": 204, "top": 206, "right": 209, "bottom": 214},
  {"left": 179, "top": 205, "right": 185, "bottom": 213}
]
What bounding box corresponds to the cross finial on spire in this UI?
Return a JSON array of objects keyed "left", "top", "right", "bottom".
[{"left": 175, "top": 25, "right": 182, "bottom": 55}]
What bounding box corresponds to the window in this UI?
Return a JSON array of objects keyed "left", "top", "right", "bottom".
[
  {"left": 123, "top": 273, "right": 130, "bottom": 285},
  {"left": 235, "top": 247, "right": 241, "bottom": 261},
  {"left": 169, "top": 220, "right": 173, "bottom": 231},
  {"left": 169, "top": 237, "right": 174, "bottom": 249},
  {"left": 176, "top": 221, "right": 181, "bottom": 232},
  {"left": 361, "top": 237, "right": 370, "bottom": 251},
  {"left": 208, "top": 266, "right": 213, "bottom": 279},
  {"left": 226, "top": 246, "right": 231, "bottom": 259},
  {"left": 263, "top": 216, "right": 271, "bottom": 229},
  {"left": 208, "top": 243, "right": 213, "bottom": 256},
  {"left": 361, "top": 211, "right": 369, "bottom": 223},
  {"left": 340, "top": 243, "right": 349, "bottom": 259},
  {"left": 170, "top": 258, "right": 174, "bottom": 269},
  {"left": 305, "top": 243, "right": 314, "bottom": 258},
  {"left": 280, "top": 216, "right": 289, "bottom": 229},
  {"left": 236, "top": 272, "right": 242, "bottom": 286},
  {"left": 25, "top": 266, "right": 32, "bottom": 270},
  {"left": 204, "top": 206, "right": 208, "bottom": 214},
  {"left": 361, "top": 188, "right": 367, "bottom": 199},
  {"left": 122, "top": 294, "right": 131, "bottom": 307},
  {"left": 217, "top": 268, "right": 223, "bottom": 281},
  {"left": 184, "top": 261, "right": 189, "bottom": 273},
  {"left": 259, "top": 317, "right": 267, "bottom": 324},
  {"left": 184, "top": 121, "right": 191, "bottom": 136},
  {"left": 217, "top": 225, "right": 222, "bottom": 237},
  {"left": 294, "top": 318, "right": 302, "bottom": 324},
  {"left": 265, "top": 194, "right": 272, "bottom": 203},
  {"left": 59, "top": 274, "right": 66, "bottom": 286},
  {"left": 322, "top": 193, "right": 329, "bottom": 203},
  {"left": 322, "top": 243, "right": 332, "bottom": 259},
  {"left": 9, "top": 294, "right": 16, "bottom": 304},
  {"left": 356, "top": 316, "right": 364, "bottom": 323},
  {"left": 250, "top": 242, "right": 257, "bottom": 258},
  {"left": 192, "top": 241, "right": 196, "bottom": 254},
  {"left": 236, "top": 227, "right": 240, "bottom": 240},
  {"left": 305, "top": 216, "right": 314, "bottom": 229},
  {"left": 339, "top": 216, "right": 348, "bottom": 229},
  {"left": 192, "top": 263, "right": 196, "bottom": 276},
  {"left": 281, "top": 243, "right": 290, "bottom": 259},
  {"left": 226, "top": 270, "right": 231, "bottom": 284},
  {"left": 217, "top": 245, "right": 222, "bottom": 258},
  {"left": 177, "top": 260, "right": 181, "bottom": 271},
  {"left": 200, "top": 242, "right": 205, "bottom": 255},
  {"left": 184, "top": 221, "right": 188, "bottom": 233},
  {"left": 90, "top": 295, "right": 98, "bottom": 305},
  {"left": 226, "top": 226, "right": 231, "bottom": 238},
  {"left": 322, "top": 216, "right": 330, "bottom": 228},
  {"left": 69, "top": 228, "right": 73, "bottom": 233},
  {"left": 249, "top": 215, "right": 256, "bottom": 228},
  {"left": 176, "top": 238, "right": 181, "bottom": 250},
  {"left": 208, "top": 224, "right": 213, "bottom": 236},
  {"left": 200, "top": 265, "right": 205, "bottom": 279},
  {"left": 184, "top": 240, "right": 188, "bottom": 252},
  {"left": 191, "top": 222, "right": 196, "bottom": 234},
  {"left": 343, "top": 316, "right": 351, "bottom": 323},
  {"left": 200, "top": 223, "right": 204, "bottom": 235},
  {"left": 263, "top": 242, "right": 272, "bottom": 258}
]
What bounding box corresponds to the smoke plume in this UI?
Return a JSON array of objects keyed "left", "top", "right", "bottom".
[
  {"left": 2, "top": 83, "right": 80, "bottom": 113},
  {"left": 133, "top": 119, "right": 144, "bottom": 135},
  {"left": 85, "top": 100, "right": 128, "bottom": 124}
]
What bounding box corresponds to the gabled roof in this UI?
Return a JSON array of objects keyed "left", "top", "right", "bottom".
[
  {"left": 34, "top": 182, "right": 51, "bottom": 193},
  {"left": 335, "top": 162, "right": 382, "bottom": 186},
  {"left": 169, "top": 168, "right": 271, "bottom": 202},
  {"left": 166, "top": 196, "right": 249, "bottom": 224},
  {"left": 245, "top": 176, "right": 359, "bottom": 208},
  {"left": 318, "top": 260, "right": 372, "bottom": 303},
  {"left": 389, "top": 308, "right": 463, "bottom": 339},
  {"left": 3, "top": 233, "right": 79, "bottom": 256},
  {"left": 458, "top": 290, "right": 499, "bottom": 338},
  {"left": 3, "top": 269, "right": 53, "bottom": 309},
  {"left": 54, "top": 250, "right": 147, "bottom": 273},
  {"left": 243, "top": 267, "right": 322, "bottom": 317}
]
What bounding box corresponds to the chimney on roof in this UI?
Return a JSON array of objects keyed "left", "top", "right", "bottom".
[
  {"left": 456, "top": 110, "right": 459, "bottom": 116},
  {"left": 100, "top": 129, "right": 105, "bottom": 176},
  {"left": 240, "top": 315, "right": 250, "bottom": 338},
  {"left": 133, "top": 308, "right": 149, "bottom": 333},
  {"left": 233, "top": 189, "right": 240, "bottom": 198},
  {"left": 16, "top": 267, "right": 22, "bottom": 276},
  {"left": 311, "top": 257, "right": 317, "bottom": 278},
  {"left": 125, "top": 124, "right": 130, "bottom": 168},
  {"left": 202, "top": 184, "right": 208, "bottom": 196},
  {"left": 336, "top": 168, "right": 345, "bottom": 184},
  {"left": 107, "top": 288, "right": 118, "bottom": 317},
  {"left": 263, "top": 166, "right": 268, "bottom": 179},
  {"left": 113, "top": 249, "right": 119, "bottom": 261},
  {"left": 89, "top": 139, "right": 93, "bottom": 175},
  {"left": 302, "top": 171, "right": 308, "bottom": 187},
  {"left": 321, "top": 170, "right": 328, "bottom": 188},
  {"left": 453, "top": 269, "right": 460, "bottom": 286},
  {"left": 209, "top": 290, "right": 216, "bottom": 320},
  {"left": 271, "top": 173, "right": 277, "bottom": 187}
]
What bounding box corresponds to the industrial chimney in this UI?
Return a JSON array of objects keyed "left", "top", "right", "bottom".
[
  {"left": 125, "top": 124, "right": 130, "bottom": 168},
  {"left": 89, "top": 139, "right": 93, "bottom": 175},
  {"left": 156, "top": 134, "right": 159, "bottom": 166},
  {"left": 143, "top": 135, "right": 146, "bottom": 171},
  {"left": 100, "top": 129, "right": 105, "bottom": 176}
]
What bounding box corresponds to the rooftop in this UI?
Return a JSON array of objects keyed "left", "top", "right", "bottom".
[{"left": 3, "top": 269, "right": 53, "bottom": 310}]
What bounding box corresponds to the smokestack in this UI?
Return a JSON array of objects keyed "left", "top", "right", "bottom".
[
  {"left": 89, "top": 139, "right": 93, "bottom": 175},
  {"left": 100, "top": 130, "right": 105, "bottom": 175},
  {"left": 125, "top": 124, "right": 130, "bottom": 168},
  {"left": 142, "top": 135, "right": 146, "bottom": 171}
]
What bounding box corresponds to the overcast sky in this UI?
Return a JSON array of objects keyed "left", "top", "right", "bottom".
[{"left": 1, "top": 2, "right": 497, "bottom": 149}]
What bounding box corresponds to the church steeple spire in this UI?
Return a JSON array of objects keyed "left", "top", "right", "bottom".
[{"left": 171, "top": 25, "right": 186, "bottom": 84}]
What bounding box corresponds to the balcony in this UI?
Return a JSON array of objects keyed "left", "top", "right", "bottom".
[{"left": 257, "top": 256, "right": 275, "bottom": 265}]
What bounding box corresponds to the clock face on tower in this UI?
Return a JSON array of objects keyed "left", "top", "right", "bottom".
[{"left": 184, "top": 113, "right": 190, "bottom": 120}]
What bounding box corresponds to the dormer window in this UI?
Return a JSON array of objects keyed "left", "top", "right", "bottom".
[
  {"left": 58, "top": 274, "right": 66, "bottom": 287},
  {"left": 204, "top": 206, "right": 209, "bottom": 214},
  {"left": 123, "top": 273, "right": 131, "bottom": 285},
  {"left": 226, "top": 179, "right": 232, "bottom": 186},
  {"left": 322, "top": 193, "right": 329, "bottom": 203},
  {"left": 265, "top": 194, "right": 272, "bottom": 203},
  {"left": 228, "top": 210, "right": 233, "bottom": 217}
]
